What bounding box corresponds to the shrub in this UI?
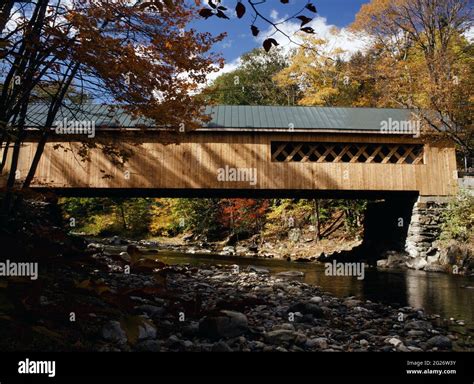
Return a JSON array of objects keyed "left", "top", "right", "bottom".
[{"left": 440, "top": 189, "right": 474, "bottom": 242}]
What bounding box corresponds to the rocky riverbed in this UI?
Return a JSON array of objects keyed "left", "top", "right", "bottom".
[
  {"left": 11, "top": 240, "right": 465, "bottom": 353},
  {"left": 0, "top": 244, "right": 471, "bottom": 352},
  {"left": 1, "top": 200, "right": 470, "bottom": 352}
]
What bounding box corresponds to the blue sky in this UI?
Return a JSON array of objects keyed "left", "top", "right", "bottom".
[{"left": 191, "top": 0, "right": 370, "bottom": 64}]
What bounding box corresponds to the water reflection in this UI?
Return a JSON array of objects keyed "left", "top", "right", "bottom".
[{"left": 156, "top": 250, "right": 474, "bottom": 328}]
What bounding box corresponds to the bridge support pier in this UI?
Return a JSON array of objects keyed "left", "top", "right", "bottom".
[{"left": 404, "top": 196, "right": 450, "bottom": 270}]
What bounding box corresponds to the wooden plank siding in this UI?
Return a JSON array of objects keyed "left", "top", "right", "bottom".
[{"left": 0, "top": 132, "right": 458, "bottom": 196}]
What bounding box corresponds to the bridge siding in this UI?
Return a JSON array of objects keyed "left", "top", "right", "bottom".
[{"left": 1, "top": 132, "right": 457, "bottom": 196}]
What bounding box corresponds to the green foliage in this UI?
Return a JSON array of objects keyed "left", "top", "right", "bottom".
[
  {"left": 60, "top": 197, "right": 152, "bottom": 237},
  {"left": 200, "top": 47, "right": 298, "bottom": 106},
  {"left": 264, "top": 199, "right": 366, "bottom": 239},
  {"left": 170, "top": 198, "right": 222, "bottom": 239},
  {"left": 60, "top": 196, "right": 367, "bottom": 241},
  {"left": 441, "top": 190, "right": 474, "bottom": 242}
]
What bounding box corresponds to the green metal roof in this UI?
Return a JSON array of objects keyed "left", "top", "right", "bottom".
[
  {"left": 24, "top": 104, "right": 417, "bottom": 133},
  {"left": 203, "top": 105, "right": 415, "bottom": 132}
]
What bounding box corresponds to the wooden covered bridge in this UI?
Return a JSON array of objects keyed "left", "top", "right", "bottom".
[{"left": 1, "top": 105, "right": 458, "bottom": 198}]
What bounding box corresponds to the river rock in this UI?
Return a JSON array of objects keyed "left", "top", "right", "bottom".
[
  {"left": 264, "top": 330, "right": 304, "bottom": 345},
  {"left": 288, "top": 302, "right": 324, "bottom": 318},
  {"left": 222, "top": 246, "right": 235, "bottom": 254},
  {"left": 211, "top": 341, "right": 233, "bottom": 352},
  {"left": 344, "top": 298, "right": 362, "bottom": 307},
  {"left": 275, "top": 271, "right": 305, "bottom": 278},
  {"left": 386, "top": 337, "right": 403, "bottom": 348},
  {"left": 236, "top": 246, "right": 249, "bottom": 254},
  {"left": 102, "top": 320, "right": 127, "bottom": 344},
  {"left": 247, "top": 266, "right": 270, "bottom": 274},
  {"left": 136, "top": 304, "right": 165, "bottom": 317},
  {"left": 138, "top": 321, "right": 157, "bottom": 340},
  {"left": 426, "top": 335, "right": 452, "bottom": 349},
  {"left": 404, "top": 320, "right": 432, "bottom": 331},
  {"left": 424, "top": 263, "right": 446, "bottom": 272},
  {"left": 406, "top": 256, "right": 428, "bottom": 270},
  {"left": 309, "top": 296, "right": 323, "bottom": 304},
  {"left": 306, "top": 337, "right": 328, "bottom": 349},
  {"left": 87, "top": 243, "right": 104, "bottom": 251},
  {"left": 199, "top": 310, "right": 249, "bottom": 339}
]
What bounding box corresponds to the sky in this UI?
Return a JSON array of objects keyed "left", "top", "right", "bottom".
[{"left": 190, "top": 0, "right": 371, "bottom": 78}]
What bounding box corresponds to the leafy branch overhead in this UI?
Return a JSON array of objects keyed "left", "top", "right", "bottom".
[{"left": 198, "top": 0, "right": 318, "bottom": 51}]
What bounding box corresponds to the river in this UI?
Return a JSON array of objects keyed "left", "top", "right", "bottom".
[{"left": 155, "top": 250, "right": 474, "bottom": 333}]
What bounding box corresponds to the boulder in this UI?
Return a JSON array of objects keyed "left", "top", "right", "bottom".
[
  {"left": 102, "top": 320, "right": 127, "bottom": 344},
  {"left": 426, "top": 335, "right": 452, "bottom": 349},
  {"left": 406, "top": 256, "right": 427, "bottom": 270},
  {"left": 199, "top": 310, "right": 249, "bottom": 339}
]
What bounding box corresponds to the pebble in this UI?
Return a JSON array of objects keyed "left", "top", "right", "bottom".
[{"left": 86, "top": 262, "right": 458, "bottom": 352}]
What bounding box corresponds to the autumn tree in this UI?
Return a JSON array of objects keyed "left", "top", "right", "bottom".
[
  {"left": 0, "top": 0, "right": 224, "bottom": 216},
  {"left": 351, "top": 0, "right": 473, "bottom": 155},
  {"left": 273, "top": 36, "right": 358, "bottom": 106},
  {"left": 219, "top": 198, "right": 269, "bottom": 237}
]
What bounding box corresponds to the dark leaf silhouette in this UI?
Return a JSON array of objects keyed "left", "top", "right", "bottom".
[
  {"left": 236, "top": 2, "right": 246, "bottom": 19},
  {"left": 263, "top": 38, "right": 279, "bottom": 52},
  {"left": 280, "top": 0, "right": 289, "bottom": 3},
  {"left": 306, "top": 3, "right": 317, "bottom": 13},
  {"left": 199, "top": 8, "right": 214, "bottom": 19},
  {"left": 296, "top": 15, "right": 312, "bottom": 26},
  {"left": 251, "top": 25, "right": 260, "bottom": 36},
  {"left": 216, "top": 10, "right": 230, "bottom": 19},
  {"left": 301, "top": 27, "right": 315, "bottom": 34}
]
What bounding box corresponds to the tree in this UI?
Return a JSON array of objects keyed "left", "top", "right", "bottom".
[
  {"left": 273, "top": 36, "right": 356, "bottom": 106},
  {"left": 0, "top": 0, "right": 224, "bottom": 216},
  {"left": 219, "top": 198, "right": 268, "bottom": 236},
  {"left": 201, "top": 47, "right": 298, "bottom": 105},
  {"left": 172, "top": 198, "right": 221, "bottom": 239},
  {"left": 351, "top": 0, "right": 473, "bottom": 155}
]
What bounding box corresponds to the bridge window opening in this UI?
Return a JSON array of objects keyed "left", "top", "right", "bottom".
[{"left": 271, "top": 142, "right": 424, "bottom": 164}]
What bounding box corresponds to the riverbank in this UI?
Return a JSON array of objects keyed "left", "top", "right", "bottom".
[
  {"left": 0, "top": 243, "right": 471, "bottom": 352},
  {"left": 85, "top": 232, "right": 363, "bottom": 262},
  {"left": 89, "top": 233, "right": 474, "bottom": 278}
]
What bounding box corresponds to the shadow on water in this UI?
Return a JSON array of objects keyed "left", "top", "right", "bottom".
[{"left": 156, "top": 250, "right": 474, "bottom": 329}]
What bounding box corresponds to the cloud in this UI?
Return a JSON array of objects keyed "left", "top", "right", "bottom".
[
  {"left": 205, "top": 56, "right": 242, "bottom": 85},
  {"left": 257, "top": 15, "right": 371, "bottom": 60},
  {"left": 464, "top": 26, "right": 474, "bottom": 42},
  {"left": 203, "top": 14, "right": 371, "bottom": 84},
  {"left": 270, "top": 9, "right": 279, "bottom": 21}
]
